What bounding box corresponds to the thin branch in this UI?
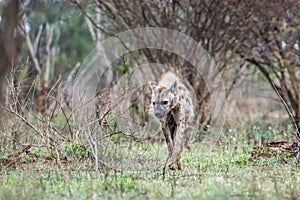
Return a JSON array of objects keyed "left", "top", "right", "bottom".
[
  {"left": 45, "top": 22, "right": 54, "bottom": 87},
  {"left": 33, "top": 24, "right": 43, "bottom": 51},
  {"left": 5, "top": 105, "right": 44, "bottom": 139},
  {"left": 22, "top": 15, "right": 42, "bottom": 75},
  {"left": 271, "top": 80, "right": 300, "bottom": 141}
]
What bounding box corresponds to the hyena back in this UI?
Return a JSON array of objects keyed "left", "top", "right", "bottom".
[{"left": 149, "top": 72, "right": 195, "bottom": 170}]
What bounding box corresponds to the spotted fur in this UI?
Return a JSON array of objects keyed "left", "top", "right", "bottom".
[{"left": 149, "top": 72, "right": 195, "bottom": 170}]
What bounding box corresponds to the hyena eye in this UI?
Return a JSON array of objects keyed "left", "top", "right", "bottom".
[{"left": 162, "top": 100, "right": 169, "bottom": 105}]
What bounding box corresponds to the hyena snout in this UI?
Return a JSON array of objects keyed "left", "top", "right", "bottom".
[{"left": 154, "top": 107, "right": 166, "bottom": 118}]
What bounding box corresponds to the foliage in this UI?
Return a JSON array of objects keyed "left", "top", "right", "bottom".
[
  {"left": 71, "top": 0, "right": 300, "bottom": 133},
  {"left": 21, "top": 1, "right": 94, "bottom": 78},
  {"left": 0, "top": 131, "right": 299, "bottom": 200}
]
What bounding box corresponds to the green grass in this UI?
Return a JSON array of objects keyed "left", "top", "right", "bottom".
[{"left": 0, "top": 135, "right": 300, "bottom": 200}]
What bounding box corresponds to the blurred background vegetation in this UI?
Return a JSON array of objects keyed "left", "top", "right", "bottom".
[{"left": 0, "top": 0, "right": 299, "bottom": 152}]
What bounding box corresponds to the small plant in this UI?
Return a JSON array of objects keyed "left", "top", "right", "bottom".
[{"left": 63, "top": 142, "right": 88, "bottom": 159}]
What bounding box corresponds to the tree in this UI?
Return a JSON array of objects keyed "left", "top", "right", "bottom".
[
  {"left": 74, "top": 0, "right": 300, "bottom": 135},
  {"left": 15, "top": 1, "right": 94, "bottom": 114},
  {"left": 234, "top": 1, "right": 300, "bottom": 134},
  {"left": 70, "top": 0, "right": 255, "bottom": 129},
  {"left": 0, "top": 0, "right": 20, "bottom": 100}
]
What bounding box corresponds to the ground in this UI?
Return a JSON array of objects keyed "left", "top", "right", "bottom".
[{"left": 1, "top": 129, "right": 300, "bottom": 200}]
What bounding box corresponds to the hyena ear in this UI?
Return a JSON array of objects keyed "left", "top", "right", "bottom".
[
  {"left": 169, "top": 81, "right": 178, "bottom": 96},
  {"left": 149, "top": 82, "right": 157, "bottom": 91}
]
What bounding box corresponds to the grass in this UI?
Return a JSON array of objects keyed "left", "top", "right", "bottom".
[{"left": 1, "top": 129, "right": 300, "bottom": 200}]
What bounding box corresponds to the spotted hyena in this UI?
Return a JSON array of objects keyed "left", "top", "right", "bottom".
[{"left": 149, "top": 72, "right": 195, "bottom": 170}]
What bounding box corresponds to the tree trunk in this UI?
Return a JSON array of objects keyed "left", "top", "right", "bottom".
[
  {"left": 296, "top": 113, "right": 300, "bottom": 138},
  {"left": 0, "top": 0, "right": 20, "bottom": 101}
]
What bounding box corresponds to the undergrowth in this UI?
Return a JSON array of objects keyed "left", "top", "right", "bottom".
[{"left": 0, "top": 128, "right": 300, "bottom": 200}]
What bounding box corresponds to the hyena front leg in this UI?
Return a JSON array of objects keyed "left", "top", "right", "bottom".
[
  {"left": 168, "top": 123, "right": 187, "bottom": 170},
  {"left": 162, "top": 126, "right": 174, "bottom": 157}
]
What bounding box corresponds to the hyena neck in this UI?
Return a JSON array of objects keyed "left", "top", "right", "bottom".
[
  {"left": 161, "top": 103, "right": 180, "bottom": 125},
  {"left": 171, "top": 103, "right": 181, "bottom": 120}
]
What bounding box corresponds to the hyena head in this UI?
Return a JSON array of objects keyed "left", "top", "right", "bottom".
[{"left": 149, "top": 81, "right": 178, "bottom": 119}]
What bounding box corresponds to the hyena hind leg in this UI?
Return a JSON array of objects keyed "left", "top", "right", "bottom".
[{"left": 168, "top": 126, "right": 186, "bottom": 170}]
